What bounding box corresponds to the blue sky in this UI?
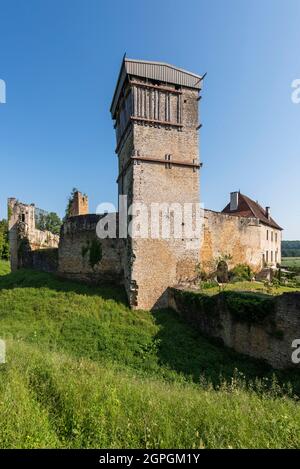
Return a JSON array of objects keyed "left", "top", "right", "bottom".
[{"left": 0, "top": 0, "right": 299, "bottom": 239}]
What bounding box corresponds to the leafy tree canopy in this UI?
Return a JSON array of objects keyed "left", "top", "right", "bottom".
[
  {"left": 0, "top": 219, "right": 9, "bottom": 260},
  {"left": 36, "top": 212, "right": 62, "bottom": 235}
]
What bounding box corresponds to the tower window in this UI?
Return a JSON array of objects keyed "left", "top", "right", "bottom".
[{"left": 165, "top": 154, "right": 172, "bottom": 169}]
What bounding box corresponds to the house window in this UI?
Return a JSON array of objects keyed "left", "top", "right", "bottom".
[
  {"left": 266, "top": 230, "right": 269, "bottom": 241},
  {"left": 275, "top": 232, "right": 278, "bottom": 243},
  {"left": 271, "top": 231, "right": 273, "bottom": 242},
  {"left": 271, "top": 251, "right": 273, "bottom": 263},
  {"left": 262, "top": 253, "right": 265, "bottom": 266},
  {"left": 275, "top": 251, "right": 278, "bottom": 263},
  {"left": 266, "top": 250, "right": 269, "bottom": 263}
]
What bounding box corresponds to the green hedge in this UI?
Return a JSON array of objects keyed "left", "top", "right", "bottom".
[
  {"left": 175, "top": 290, "right": 219, "bottom": 315},
  {"left": 223, "top": 291, "right": 275, "bottom": 324},
  {"left": 173, "top": 289, "right": 275, "bottom": 325}
]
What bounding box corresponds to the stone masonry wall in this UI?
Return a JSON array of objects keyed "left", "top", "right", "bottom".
[
  {"left": 58, "top": 214, "right": 124, "bottom": 285},
  {"left": 69, "top": 191, "right": 89, "bottom": 217},
  {"left": 169, "top": 288, "right": 300, "bottom": 369},
  {"left": 8, "top": 198, "right": 59, "bottom": 272},
  {"left": 126, "top": 84, "right": 201, "bottom": 310},
  {"left": 200, "top": 209, "right": 263, "bottom": 274}
]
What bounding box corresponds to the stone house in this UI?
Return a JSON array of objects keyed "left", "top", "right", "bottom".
[{"left": 200, "top": 191, "right": 282, "bottom": 275}]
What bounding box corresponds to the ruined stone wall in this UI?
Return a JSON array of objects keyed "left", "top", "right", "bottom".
[
  {"left": 58, "top": 214, "right": 124, "bottom": 285},
  {"left": 8, "top": 198, "right": 59, "bottom": 272},
  {"left": 200, "top": 209, "right": 263, "bottom": 274},
  {"left": 23, "top": 248, "right": 58, "bottom": 272},
  {"left": 169, "top": 288, "right": 300, "bottom": 369},
  {"left": 69, "top": 191, "right": 89, "bottom": 217}
]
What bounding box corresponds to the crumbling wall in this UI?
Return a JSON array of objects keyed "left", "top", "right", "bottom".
[
  {"left": 8, "top": 198, "right": 59, "bottom": 272},
  {"left": 169, "top": 288, "right": 300, "bottom": 369},
  {"left": 200, "top": 209, "right": 263, "bottom": 274},
  {"left": 58, "top": 214, "right": 124, "bottom": 285},
  {"left": 69, "top": 191, "right": 89, "bottom": 217}
]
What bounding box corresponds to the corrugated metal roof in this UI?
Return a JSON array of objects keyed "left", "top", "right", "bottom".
[{"left": 111, "top": 58, "right": 203, "bottom": 118}]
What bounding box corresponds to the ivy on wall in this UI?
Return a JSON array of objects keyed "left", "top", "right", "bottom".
[
  {"left": 174, "top": 289, "right": 275, "bottom": 325},
  {"left": 81, "top": 239, "right": 103, "bottom": 269}
]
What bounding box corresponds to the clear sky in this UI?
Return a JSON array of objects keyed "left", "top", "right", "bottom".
[{"left": 0, "top": 0, "right": 299, "bottom": 239}]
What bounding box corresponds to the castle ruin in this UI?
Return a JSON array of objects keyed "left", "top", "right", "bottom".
[
  {"left": 8, "top": 198, "right": 59, "bottom": 272},
  {"left": 9, "top": 58, "right": 283, "bottom": 310}
]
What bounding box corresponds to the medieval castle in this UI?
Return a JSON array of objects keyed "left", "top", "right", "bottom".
[{"left": 8, "top": 58, "right": 282, "bottom": 310}]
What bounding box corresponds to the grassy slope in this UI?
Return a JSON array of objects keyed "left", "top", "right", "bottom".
[{"left": 0, "top": 260, "right": 300, "bottom": 448}]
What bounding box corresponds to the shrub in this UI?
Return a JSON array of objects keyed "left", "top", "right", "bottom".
[
  {"left": 230, "top": 264, "right": 253, "bottom": 282},
  {"left": 201, "top": 280, "right": 219, "bottom": 290},
  {"left": 223, "top": 291, "right": 275, "bottom": 324}
]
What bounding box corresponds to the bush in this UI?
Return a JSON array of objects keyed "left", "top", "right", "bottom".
[
  {"left": 201, "top": 280, "right": 219, "bottom": 290},
  {"left": 229, "top": 264, "right": 253, "bottom": 282},
  {"left": 0, "top": 219, "right": 9, "bottom": 260},
  {"left": 223, "top": 291, "right": 275, "bottom": 324}
]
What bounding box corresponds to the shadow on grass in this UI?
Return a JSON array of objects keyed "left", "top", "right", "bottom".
[
  {"left": 0, "top": 268, "right": 128, "bottom": 305},
  {"left": 2, "top": 268, "right": 300, "bottom": 395},
  {"left": 152, "top": 308, "right": 300, "bottom": 395}
]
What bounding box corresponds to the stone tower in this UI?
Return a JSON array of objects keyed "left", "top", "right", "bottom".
[
  {"left": 111, "top": 58, "right": 203, "bottom": 309},
  {"left": 69, "top": 191, "right": 89, "bottom": 217}
]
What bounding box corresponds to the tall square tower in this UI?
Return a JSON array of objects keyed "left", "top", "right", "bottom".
[{"left": 111, "top": 58, "right": 203, "bottom": 309}]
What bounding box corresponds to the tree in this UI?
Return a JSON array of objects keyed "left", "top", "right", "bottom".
[
  {"left": 65, "top": 187, "right": 78, "bottom": 220},
  {"left": 44, "top": 212, "right": 62, "bottom": 235},
  {"left": 36, "top": 212, "right": 62, "bottom": 235},
  {"left": 0, "top": 219, "right": 9, "bottom": 260}
]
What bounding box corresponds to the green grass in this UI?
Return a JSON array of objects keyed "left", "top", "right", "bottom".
[
  {"left": 0, "top": 262, "right": 300, "bottom": 448},
  {"left": 0, "top": 259, "right": 10, "bottom": 276},
  {"left": 200, "top": 280, "right": 300, "bottom": 296},
  {"left": 282, "top": 257, "right": 300, "bottom": 269}
]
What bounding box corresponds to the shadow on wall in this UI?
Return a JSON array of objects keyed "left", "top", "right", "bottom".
[
  {"left": 152, "top": 308, "right": 271, "bottom": 384},
  {"left": 152, "top": 308, "right": 300, "bottom": 395}
]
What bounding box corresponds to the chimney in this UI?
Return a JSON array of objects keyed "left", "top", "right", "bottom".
[
  {"left": 230, "top": 192, "right": 239, "bottom": 211},
  {"left": 266, "top": 206, "right": 270, "bottom": 219}
]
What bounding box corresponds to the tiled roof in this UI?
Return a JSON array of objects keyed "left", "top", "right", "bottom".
[{"left": 222, "top": 193, "right": 283, "bottom": 230}]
